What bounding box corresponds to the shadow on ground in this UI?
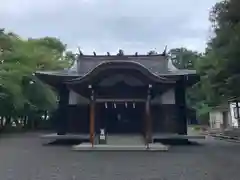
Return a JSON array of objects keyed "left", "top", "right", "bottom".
[
  {"left": 45, "top": 139, "right": 202, "bottom": 146},
  {"left": 155, "top": 139, "right": 202, "bottom": 146},
  {"left": 44, "top": 139, "right": 89, "bottom": 146}
]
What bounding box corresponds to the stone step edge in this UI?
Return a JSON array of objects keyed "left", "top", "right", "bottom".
[{"left": 72, "top": 143, "right": 169, "bottom": 151}]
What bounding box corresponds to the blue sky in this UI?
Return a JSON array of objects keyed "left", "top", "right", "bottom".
[{"left": 0, "top": 0, "right": 217, "bottom": 54}]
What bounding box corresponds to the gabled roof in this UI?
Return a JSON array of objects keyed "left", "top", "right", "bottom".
[
  {"left": 67, "top": 60, "right": 177, "bottom": 85},
  {"left": 77, "top": 54, "right": 169, "bottom": 75},
  {"left": 35, "top": 53, "right": 198, "bottom": 88}
]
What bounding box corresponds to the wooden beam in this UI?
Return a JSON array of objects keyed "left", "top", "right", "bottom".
[
  {"left": 89, "top": 89, "right": 95, "bottom": 147},
  {"left": 95, "top": 98, "right": 146, "bottom": 103}
]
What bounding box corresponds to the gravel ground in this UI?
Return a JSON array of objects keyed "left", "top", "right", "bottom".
[{"left": 0, "top": 133, "right": 240, "bottom": 180}]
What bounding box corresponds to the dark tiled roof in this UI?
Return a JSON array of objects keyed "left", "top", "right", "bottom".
[
  {"left": 77, "top": 55, "right": 168, "bottom": 75},
  {"left": 35, "top": 54, "right": 198, "bottom": 87},
  {"left": 36, "top": 54, "right": 197, "bottom": 77},
  {"left": 35, "top": 69, "right": 79, "bottom": 87},
  {"left": 67, "top": 60, "right": 177, "bottom": 85},
  {"left": 35, "top": 70, "right": 78, "bottom": 77}
]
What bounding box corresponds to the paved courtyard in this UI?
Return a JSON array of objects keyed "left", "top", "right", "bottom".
[{"left": 0, "top": 133, "right": 240, "bottom": 180}]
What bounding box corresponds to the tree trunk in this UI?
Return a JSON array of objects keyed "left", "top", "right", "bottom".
[
  {"left": 0, "top": 117, "right": 3, "bottom": 127},
  {"left": 5, "top": 116, "right": 11, "bottom": 127}
]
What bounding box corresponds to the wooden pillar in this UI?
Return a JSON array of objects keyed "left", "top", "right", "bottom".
[
  {"left": 89, "top": 89, "right": 95, "bottom": 147},
  {"left": 145, "top": 85, "right": 152, "bottom": 148},
  {"left": 57, "top": 84, "right": 69, "bottom": 135},
  {"left": 175, "top": 76, "right": 187, "bottom": 135}
]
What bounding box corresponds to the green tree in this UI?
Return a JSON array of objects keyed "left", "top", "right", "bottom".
[
  {"left": 0, "top": 29, "right": 73, "bottom": 130},
  {"left": 205, "top": 0, "right": 240, "bottom": 100},
  {"left": 167, "top": 47, "right": 214, "bottom": 122},
  {"left": 184, "top": 0, "right": 240, "bottom": 122},
  {"left": 168, "top": 48, "right": 201, "bottom": 69}
]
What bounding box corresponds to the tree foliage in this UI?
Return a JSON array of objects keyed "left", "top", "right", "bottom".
[
  {"left": 167, "top": 48, "right": 207, "bottom": 118},
  {"left": 204, "top": 0, "right": 240, "bottom": 100},
  {"left": 182, "top": 0, "right": 240, "bottom": 121},
  {"left": 168, "top": 48, "right": 202, "bottom": 69},
  {"left": 0, "top": 29, "right": 73, "bottom": 129}
]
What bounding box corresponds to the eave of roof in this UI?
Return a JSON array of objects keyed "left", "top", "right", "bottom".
[
  {"left": 157, "top": 69, "right": 197, "bottom": 76},
  {"left": 35, "top": 70, "right": 79, "bottom": 76},
  {"left": 66, "top": 61, "right": 177, "bottom": 85},
  {"left": 35, "top": 53, "right": 198, "bottom": 88},
  {"left": 35, "top": 70, "right": 80, "bottom": 88},
  {"left": 211, "top": 104, "right": 229, "bottom": 111}
]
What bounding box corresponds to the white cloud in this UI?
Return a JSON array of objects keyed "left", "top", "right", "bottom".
[
  {"left": 0, "top": 0, "right": 217, "bottom": 53},
  {"left": 0, "top": 0, "right": 65, "bottom": 16}
]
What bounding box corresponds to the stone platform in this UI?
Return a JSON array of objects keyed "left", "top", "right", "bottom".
[
  {"left": 40, "top": 133, "right": 205, "bottom": 142},
  {"left": 40, "top": 133, "right": 204, "bottom": 151},
  {"left": 72, "top": 143, "right": 169, "bottom": 151},
  {"left": 72, "top": 134, "right": 169, "bottom": 151}
]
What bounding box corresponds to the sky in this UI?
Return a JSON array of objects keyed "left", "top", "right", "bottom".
[{"left": 0, "top": 0, "right": 217, "bottom": 54}]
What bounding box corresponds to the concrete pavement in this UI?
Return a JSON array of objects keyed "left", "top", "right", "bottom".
[{"left": 0, "top": 133, "right": 240, "bottom": 179}]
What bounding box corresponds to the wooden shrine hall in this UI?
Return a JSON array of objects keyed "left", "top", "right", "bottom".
[{"left": 36, "top": 49, "right": 199, "bottom": 149}]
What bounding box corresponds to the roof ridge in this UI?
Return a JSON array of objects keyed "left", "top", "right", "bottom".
[{"left": 77, "top": 54, "right": 167, "bottom": 58}]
